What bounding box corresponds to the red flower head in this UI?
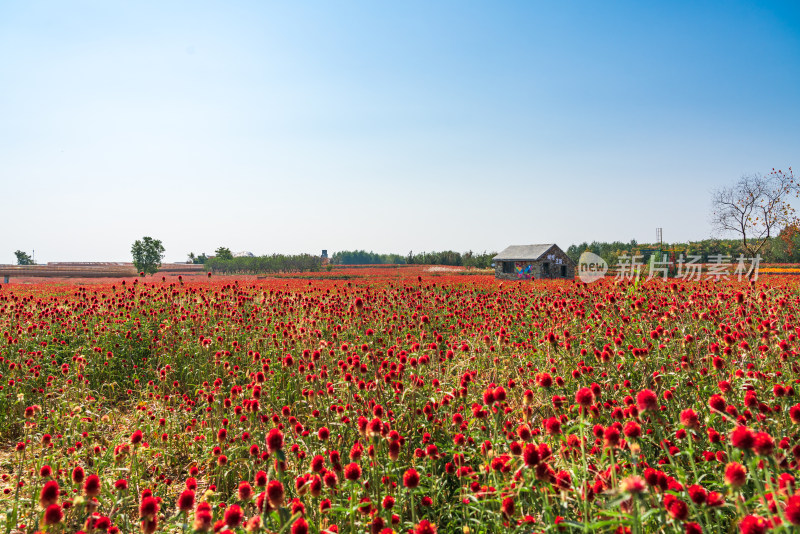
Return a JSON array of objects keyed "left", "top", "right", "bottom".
[
  {"left": 139, "top": 496, "right": 160, "bottom": 521},
  {"left": 291, "top": 517, "right": 309, "bottom": 534},
  {"left": 501, "top": 496, "right": 515, "bottom": 517},
  {"left": 224, "top": 504, "right": 243, "bottom": 528},
  {"left": 752, "top": 432, "right": 774, "bottom": 456},
  {"left": 414, "top": 520, "right": 437, "bottom": 534},
  {"left": 84, "top": 474, "right": 101, "bottom": 497},
  {"left": 255, "top": 470, "right": 268, "bottom": 487},
  {"left": 193, "top": 504, "right": 213, "bottom": 532},
  {"left": 43, "top": 503, "right": 63, "bottom": 525},
  {"left": 620, "top": 476, "right": 646, "bottom": 495},
  {"left": 523, "top": 443, "right": 540, "bottom": 467},
  {"left": 403, "top": 468, "right": 420, "bottom": 489},
  {"left": 267, "top": 480, "right": 285, "bottom": 508},
  {"left": 738, "top": 515, "right": 768, "bottom": 534},
  {"left": 238, "top": 481, "right": 253, "bottom": 501},
  {"left": 785, "top": 495, "right": 800, "bottom": 525},
  {"left": 667, "top": 498, "right": 688, "bottom": 521},
  {"left": 344, "top": 462, "right": 362, "bottom": 481},
  {"left": 318, "top": 427, "right": 330, "bottom": 441},
  {"left": 575, "top": 387, "right": 595, "bottom": 407},
  {"left": 679, "top": 409, "right": 699, "bottom": 429},
  {"left": 266, "top": 428, "right": 284, "bottom": 454},
  {"left": 130, "top": 429, "right": 143, "bottom": 445},
  {"left": 177, "top": 490, "right": 195, "bottom": 513},
  {"left": 40, "top": 480, "right": 60, "bottom": 507},
  {"left": 636, "top": 389, "right": 658, "bottom": 412},
  {"left": 72, "top": 465, "right": 85, "bottom": 484},
  {"left": 724, "top": 462, "right": 747, "bottom": 488},
  {"left": 730, "top": 426, "right": 755, "bottom": 451}
]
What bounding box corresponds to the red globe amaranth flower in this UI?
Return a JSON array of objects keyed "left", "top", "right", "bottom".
[
  {"left": 267, "top": 480, "right": 285, "bottom": 508},
  {"left": 636, "top": 389, "right": 658, "bottom": 412},
  {"left": 238, "top": 481, "right": 253, "bottom": 501},
  {"left": 679, "top": 409, "right": 699, "bottom": 429},
  {"left": 575, "top": 387, "right": 595, "bottom": 407},
  {"left": 291, "top": 517, "right": 309, "bottom": 534},
  {"left": 178, "top": 490, "right": 195, "bottom": 512},
  {"left": 266, "top": 428, "right": 284, "bottom": 454},
  {"left": 752, "top": 432, "right": 774, "bottom": 456},
  {"left": 130, "top": 429, "right": 143, "bottom": 445},
  {"left": 501, "top": 496, "right": 515, "bottom": 517},
  {"left": 344, "top": 462, "right": 362, "bottom": 481},
  {"left": 724, "top": 462, "right": 747, "bottom": 488},
  {"left": 685, "top": 523, "right": 703, "bottom": 534},
  {"left": 224, "top": 504, "right": 243, "bottom": 528},
  {"left": 43, "top": 503, "right": 63, "bottom": 525},
  {"left": 403, "top": 468, "right": 421, "bottom": 489},
  {"left": 620, "top": 476, "right": 646, "bottom": 495},
  {"left": 785, "top": 495, "right": 800, "bottom": 525},
  {"left": 194, "top": 505, "right": 213, "bottom": 532},
  {"left": 139, "top": 496, "right": 160, "bottom": 521},
  {"left": 667, "top": 498, "right": 688, "bottom": 521},
  {"left": 40, "top": 480, "right": 60, "bottom": 507},
  {"left": 414, "top": 519, "right": 437, "bottom": 534},
  {"left": 84, "top": 474, "right": 101, "bottom": 497},
  {"left": 730, "top": 426, "right": 755, "bottom": 451},
  {"left": 738, "top": 515, "right": 768, "bottom": 534},
  {"left": 72, "top": 465, "right": 85, "bottom": 484}
]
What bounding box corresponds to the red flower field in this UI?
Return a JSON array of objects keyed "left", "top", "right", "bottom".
[{"left": 1, "top": 267, "right": 799, "bottom": 533}]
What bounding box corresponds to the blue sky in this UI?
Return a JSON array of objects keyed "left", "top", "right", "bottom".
[{"left": 2, "top": 1, "right": 798, "bottom": 263}]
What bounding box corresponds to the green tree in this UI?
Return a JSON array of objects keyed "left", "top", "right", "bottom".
[
  {"left": 215, "top": 247, "right": 234, "bottom": 260},
  {"left": 131, "top": 237, "right": 165, "bottom": 275},
  {"left": 14, "top": 250, "right": 34, "bottom": 265},
  {"left": 188, "top": 252, "right": 208, "bottom": 264}
]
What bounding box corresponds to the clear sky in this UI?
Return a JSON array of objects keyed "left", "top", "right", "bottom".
[{"left": 2, "top": 1, "right": 799, "bottom": 263}]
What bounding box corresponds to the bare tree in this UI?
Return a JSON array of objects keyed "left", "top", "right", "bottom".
[{"left": 711, "top": 168, "right": 797, "bottom": 257}]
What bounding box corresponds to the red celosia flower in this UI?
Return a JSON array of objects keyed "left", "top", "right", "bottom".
[
  {"left": 688, "top": 484, "right": 706, "bottom": 505},
  {"left": 501, "top": 496, "right": 515, "bottom": 517}
]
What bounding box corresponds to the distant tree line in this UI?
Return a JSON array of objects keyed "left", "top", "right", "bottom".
[
  {"left": 406, "top": 250, "right": 496, "bottom": 268},
  {"left": 330, "top": 250, "right": 496, "bottom": 268},
  {"left": 567, "top": 230, "right": 800, "bottom": 265},
  {"left": 206, "top": 254, "right": 322, "bottom": 274},
  {"left": 330, "top": 250, "right": 407, "bottom": 265}
]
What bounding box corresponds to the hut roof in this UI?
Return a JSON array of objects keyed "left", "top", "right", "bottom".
[{"left": 493, "top": 244, "right": 566, "bottom": 262}]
